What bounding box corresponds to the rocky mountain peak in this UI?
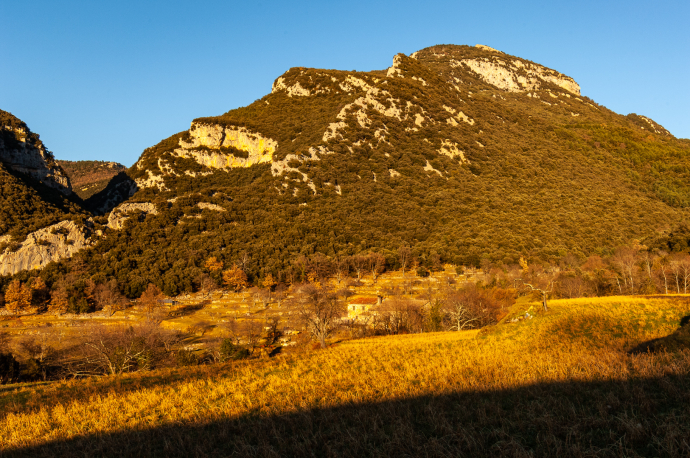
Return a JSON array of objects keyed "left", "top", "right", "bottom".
[{"left": 0, "top": 109, "right": 72, "bottom": 194}]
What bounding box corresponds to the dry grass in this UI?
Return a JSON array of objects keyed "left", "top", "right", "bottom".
[{"left": 1, "top": 295, "right": 690, "bottom": 456}]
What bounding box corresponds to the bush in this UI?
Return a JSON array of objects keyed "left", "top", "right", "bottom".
[
  {"left": 0, "top": 352, "right": 20, "bottom": 384},
  {"left": 416, "top": 266, "right": 430, "bottom": 277},
  {"left": 220, "top": 339, "right": 250, "bottom": 361},
  {"left": 176, "top": 350, "right": 200, "bottom": 367}
]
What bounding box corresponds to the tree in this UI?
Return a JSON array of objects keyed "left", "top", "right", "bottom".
[
  {"left": 443, "top": 296, "right": 479, "bottom": 331},
  {"left": 238, "top": 251, "right": 251, "bottom": 272},
  {"left": 518, "top": 258, "right": 555, "bottom": 311},
  {"left": 262, "top": 273, "right": 277, "bottom": 301},
  {"left": 48, "top": 285, "right": 69, "bottom": 315},
  {"left": 398, "top": 245, "right": 411, "bottom": 277},
  {"left": 93, "top": 280, "right": 128, "bottom": 316},
  {"left": 367, "top": 253, "right": 386, "bottom": 284},
  {"left": 139, "top": 283, "right": 164, "bottom": 316},
  {"left": 62, "top": 323, "right": 179, "bottom": 376},
  {"left": 333, "top": 256, "right": 349, "bottom": 284},
  {"left": 668, "top": 254, "right": 685, "bottom": 293},
  {"left": 29, "top": 277, "right": 50, "bottom": 309},
  {"left": 374, "top": 296, "right": 423, "bottom": 334},
  {"left": 204, "top": 256, "right": 224, "bottom": 272},
  {"left": 223, "top": 265, "right": 249, "bottom": 292},
  {"left": 351, "top": 255, "right": 368, "bottom": 281},
  {"left": 521, "top": 280, "right": 554, "bottom": 312},
  {"left": 610, "top": 245, "right": 640, "bottom": 294},
  {"left": 292, "top": 283, "right": 346, "bottom": 349},
  {"left": 5, "top": 280, "right": 31, "bottom": 313},
  {"left": 654, "top": 254, "right": 670, "bottom": 294},
  {"left": 0, "top": 352, "right": 20, "bottom": 385},
  {"left": 195, "top": 273, "right": 217, "bottom": 295}
]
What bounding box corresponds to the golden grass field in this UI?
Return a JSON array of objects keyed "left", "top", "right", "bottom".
[{"left": 1, "top": 295, "right": 690, "bottom": 457}]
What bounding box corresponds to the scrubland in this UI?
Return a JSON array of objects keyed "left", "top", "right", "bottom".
[{"left": 1, "top": 294, "right": 689, "bottom": 457}]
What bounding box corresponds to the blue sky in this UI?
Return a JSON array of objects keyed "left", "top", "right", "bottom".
[{"left": 1, "top": 0, "right": 688, "bottom": 166}]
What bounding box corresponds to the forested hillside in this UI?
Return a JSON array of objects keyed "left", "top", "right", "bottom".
[
  {"left": 2, "top": 44, "right": 690, "bottom": 299},
  {"left": 58, "top": 160, "right": 126, "bottom": 199},
  {"left": 0, "top": 111, "right": 86, "bottom": 243}
]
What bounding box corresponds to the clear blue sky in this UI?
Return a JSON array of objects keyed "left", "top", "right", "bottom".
[{"left": 1, "top": 0, "right": 688, "bottom": 166}]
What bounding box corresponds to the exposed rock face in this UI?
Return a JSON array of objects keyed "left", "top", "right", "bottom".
[
  {"left": 133, "top": 123, "right": 279, "bottom": 190},
  {"left": 0, "top": 220, "right": 92, "bottom": 275},
  {"left": 176, "top": 123, "right": 277, "bottom": 168},
  {"left": 626, "top": 113, "right": 673, "bottom": 137},
  {"left": 107, "top": 202, "right": 158, "bottom": 230},
  {"left": 456, "top": 47, "right": 581, "bottom": 95},
  {"left": 197, "top": 202, "right": 226, "bottom": 212},
  {"left": 0, "top": 110, "right": 72, "bottom": 194}
]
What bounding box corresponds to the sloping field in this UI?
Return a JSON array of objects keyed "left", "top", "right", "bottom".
[{"left": 2, "top": 296, "right": 690, "bottom": 457}]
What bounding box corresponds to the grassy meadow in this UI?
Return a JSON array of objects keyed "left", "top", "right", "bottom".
[{"left": 1, "top": 295, "right": 690, "bottom": 456}]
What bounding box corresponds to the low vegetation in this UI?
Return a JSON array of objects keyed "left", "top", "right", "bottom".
[{"left": 0, "top": 294, "right": 688, "bottom": 456}]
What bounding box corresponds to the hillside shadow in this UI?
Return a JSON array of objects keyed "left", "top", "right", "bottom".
[
  {"left": 3, "top": 372, "right": 690, "bottom": 457},
  {"left": 630, "top": 315, "right": 690, "bottom": 354},
  {"left": 84, "top": 171, "right": 136, "bottom": 214}
]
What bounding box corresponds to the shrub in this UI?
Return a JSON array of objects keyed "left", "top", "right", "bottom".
[
  {"left": 220, "top": 339, "right": 250, "bottom": 361},
  {"left": 176, "top": 350, "right": 200, "bottom": 367},
  {"left": 0, "top": 352, "right": 20, "bottom": 384}
]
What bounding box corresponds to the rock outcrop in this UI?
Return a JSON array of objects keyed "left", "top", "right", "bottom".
[
  {"left": 132, "top": 123, "right": 279, "bottom": 190},
  {"left": 456, "top": 45, "right": 581, "bottom": 95},
  {"left": 0, "top": 110, "right": 72, "bottom": 194},
  {"left": 0, "top": 220, "right": 92, "bottom": 275},
  {"left": 107, "top": 202, "right": 159, "bottom": 230}
]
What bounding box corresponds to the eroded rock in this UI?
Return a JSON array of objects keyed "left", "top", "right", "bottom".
[{"left": 0, "top": 220, "right": 92, "bottom": 275}]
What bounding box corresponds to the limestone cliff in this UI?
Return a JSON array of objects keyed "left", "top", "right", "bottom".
[
  {"left": 130, "top": 123, "right": 279, "bottom": 190},
  {"left": 107, "top": 202, "right": 158, "bottom": 230},
  {"left": 0, "top": 220, "right": 93, "bottom": 276},
  {"left": 453, "top": 45, "right": 581, "bottom": 95},
  {"left": 0, "top": 110, "right": 72, "bottom": 194}
]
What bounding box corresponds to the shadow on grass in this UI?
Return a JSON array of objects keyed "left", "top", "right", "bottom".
[
  {"left": 0, "top": 359, "right": 259, "bottom": 421},
  {"left": 4, "top": 373, "right": 690, "bottom": 457},
  {"left": 166, "top": 302, "right": 209, "bottom": 318},
  {"left": 630, "top": 315, "right": 690, "bottom": 354}
]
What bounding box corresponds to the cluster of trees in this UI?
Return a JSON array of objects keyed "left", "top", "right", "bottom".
[
  {"left": 0, "top": 322, "right": 216, "bottom": 383},
  {"left": 4, "top": 233, "right": 690, "bottom": 319}
]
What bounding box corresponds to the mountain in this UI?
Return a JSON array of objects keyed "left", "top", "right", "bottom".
[
  {"left": 0, "top": 110, "right": 91, "bottom": 275},
  {"left": 58, "top": 160, "right": 126, "bottom": 199},
  {"left": 4, "top": 44, "right": 690, "bottom": 297}
]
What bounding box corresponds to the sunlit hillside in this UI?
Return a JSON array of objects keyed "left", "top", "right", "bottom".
[{"left": 1, "top": 295, "right": 689, "bottom": 456}]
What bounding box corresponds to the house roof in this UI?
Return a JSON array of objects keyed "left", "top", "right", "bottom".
[{"left": 348, "top": 297, "right": 378, "bottom": 305}]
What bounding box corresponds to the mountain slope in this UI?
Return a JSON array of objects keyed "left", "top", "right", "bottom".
[
  {"left": 0, "top": 110, "right": 91, "bottom": 274},
  {"left": 14, "top": 44, "right": 690, "bottom": 294},
  {"left": 0, "top": 110, "right": 72, "bottom": 195},
  {"left": 58, "top": 160, "right": 126, "bottom": 199}
]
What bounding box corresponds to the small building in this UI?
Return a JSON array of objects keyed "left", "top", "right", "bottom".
[
  {"left": 347, "top": 296, "right": 381, "bottom": 317},
  {"left": 161, "top": 299, "right": 179, "bottom": 306}
]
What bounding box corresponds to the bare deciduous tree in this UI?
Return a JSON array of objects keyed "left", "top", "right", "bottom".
[
  {"left": 367, "top": 253, "right": 386, "bottom": 284},
  {"left": 351, "top": 255, "right": 368, "bottom": 281},
  {"left": 333, "top": 256, "right": 350, "bottom": 285},
  {"left": 292, "top": 284, "right": 346, "bottom": 349},
  {"left": 398, "top": 245, "right": 411, "bottom": 278},
  {"left": 61, "top": 323, "right": 180, "bottom": 376},
  {"left": 93, "top": 280, "right": 128, "bottom": 316}
]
